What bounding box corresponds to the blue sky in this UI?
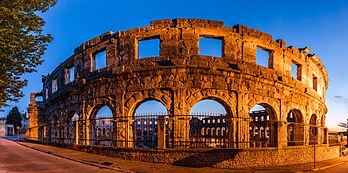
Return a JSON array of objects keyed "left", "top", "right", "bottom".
[{"left": 2, "top": 0, "right": 348, "bottom": 131}]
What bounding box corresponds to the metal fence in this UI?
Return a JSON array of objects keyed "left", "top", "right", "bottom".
[{"left": 26, "top": 114, "right": 325, "bottom": 149}]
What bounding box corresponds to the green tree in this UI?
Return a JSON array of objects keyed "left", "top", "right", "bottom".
[
  {"left": 0, "top": 0, "right": 57, "bottom": 108},
  {"left": 6, "top": 106, "right": 22, "bottom": 134}
]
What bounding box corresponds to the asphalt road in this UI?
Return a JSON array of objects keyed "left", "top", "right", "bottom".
[
  {"left": 0, "top": 137, "right": 121, "bottom": 173},
  {"left": 316, "top": 161, "right": 348, "bottom": 173}
]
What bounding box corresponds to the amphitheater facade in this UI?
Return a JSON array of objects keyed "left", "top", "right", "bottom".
[{"left": 26, "top": 18, "right": 338, "bottom": 168}]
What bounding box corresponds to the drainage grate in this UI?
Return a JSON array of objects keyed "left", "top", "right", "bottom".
[{"left": 100, "top": 162, "right": 114, "bottom": 166}]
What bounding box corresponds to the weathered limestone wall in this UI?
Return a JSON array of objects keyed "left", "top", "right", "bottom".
[
  {"left": 71, "top": 145, "right": 339, "bottom": 168},
  {"left": 27, "top": 19, "right": 331, "bottom": 162}
]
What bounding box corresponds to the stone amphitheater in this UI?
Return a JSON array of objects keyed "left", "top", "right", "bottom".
[{"left": 26, "top": 18, "right": 338, "bottom": 168}]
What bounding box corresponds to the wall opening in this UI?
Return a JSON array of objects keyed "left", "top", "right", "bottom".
[
  {"left": 249, "top": 104, "right": 277, "bottom": 147},
  {"left": 312, "top": 75, "right": 318, "bottom": 91},
  {"left": 69, "top": 67, "right": 75, "bottom": 82},
  {"left": 52, "top": 78, "right": 58, "bottom": 93},
  {"left": 309, "top": 114, "right": 317, "bottom": 145},
  {"left": 45, "top": 88, "right": 48, "bottom": 99},
  {"left": 199, "top": 37, "right": 223, "bottom": 57},
  {"left": 65, "top": 66, "right": 75, "bottom": 84},
  {"left": 90, "top": 105, "right": 114, "bottom": 146},
  {"left": 138, "top": 38, "right": 160, "bottom": 59},
  {"left": 190, "top": 99, "right": 228, "bottom": 148},
  {"left": 93, "top": 49, "right": 107, "bottom": 71},
  {"left": 291, "top": 62, "right": 302, "bottom": 80},
  {"left": 133, "top": 99, "right": 169, "bottom": 148},
  {"left": 256, "top": 48, "right": 271, "bottom": 68},
  {"left": 65, "top": 112, "right": 78, "bottom": 145},
  {"left": 287, "top": 110, "right": 304, "bottom": 146},
  {"left": 35, "top": 96, "right": 43, "bottom": 102}
]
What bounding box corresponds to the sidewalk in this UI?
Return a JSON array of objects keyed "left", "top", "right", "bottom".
[{"left": 15, "top": 139, "right": 348, "bottom": 173}]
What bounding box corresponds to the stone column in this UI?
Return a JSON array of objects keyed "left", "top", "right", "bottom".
[
  {"left": 115, "top": 117, "right": 132, "bottom": 148},
  {"left": 157, "top": 116, "right": 166, "bottom": 150},
  {"left": 173, "top": 116, "right": 190, "bottom": 148},
  {"left": 304, "top": 125, "right": 309, "bottom": 145},
  {"left": 277, "top": 122, "right": 283, "bottom": 149},
  {"left": 85, "top": 119, "right": 90, "bottom": 145},
  {"left": 43, "top": 126, "right": 47, "bottom": 144},
  {"left": 75, "top": 121, "right": 79, "bottom": 145}
]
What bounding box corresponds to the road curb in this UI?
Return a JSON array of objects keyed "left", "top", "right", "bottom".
[
  {"left": 16, "top": 141, "right": 133, "bottom": 173},
  {"left": 311, "top": 161, "right": 346, "bottom": 171}
]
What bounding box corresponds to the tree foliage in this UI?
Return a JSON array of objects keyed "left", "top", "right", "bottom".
[
  {"left": 0, "top": 0, "right": 57, "bottom": 108},
  {"left": 6, "top": 106, "right": 22, "bottom": 133}
]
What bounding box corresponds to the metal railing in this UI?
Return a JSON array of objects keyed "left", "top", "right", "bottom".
[{"left": 26, "top": 114, "right": 327, "bottom": 150}]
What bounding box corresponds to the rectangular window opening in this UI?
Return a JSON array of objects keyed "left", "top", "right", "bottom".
[
  {"left": 138, "top": 38, "right": 160, "bottom": 59},
  {"left": 94, "top": 49, "right": 107, "bottom": 70},
  {"left": 69, "top": 67, "right": 75, "bottom": 82},
  {"left": 313, "top": 75, "right": 318, "bottom": 91},
  {"left": 52, "top": 78, "right": 58, "bottom": 93},
  {"left": 199, "top": 37, "right": 223, "bottom": 57},
  {"left": 291, "top": 61, "right": 302, "bottom": 80},
  {"left": 35, "top": 96, "right": 43, "bottom": 102},
  {"left": 45, "top": 88, "right": 48, "bottom": 99},
  {"left": 256, "top": 48, "right": 270, "bottom": 68},
  {"left": 65, "top": 66, "right": 75, "bottom": 84}
]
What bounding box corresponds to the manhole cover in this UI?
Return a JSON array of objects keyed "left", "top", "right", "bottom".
[{"left": 100, "top": 162, "right": 114, "bottom": 166}]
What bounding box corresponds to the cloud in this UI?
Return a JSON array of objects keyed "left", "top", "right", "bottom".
[{"left": 333, "top": 95, "right": 348, "bottom": 103}]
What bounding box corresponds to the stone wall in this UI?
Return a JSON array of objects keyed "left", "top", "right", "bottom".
[
  {"left": 70, "top": 145, "right": 339, "bottom": 168},
  {"left": 26, "top": 19, "right": 331, "bottom": 159}
]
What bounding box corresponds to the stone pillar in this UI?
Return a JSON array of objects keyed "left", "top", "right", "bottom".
[
  {"left": 324, "top": 127, "right": 328, "bottom": 145},
  {"left": 27, "top": 93, "right": 39, "bottom": 141},
  {"left": 85, "top": 119, "right": 90, "bottom": 145},
  {"left": 43, "top": 126, "right": 47, "bottom": 144},
  {"left": 227, "top": 118, "right": 235, "bottom": 148},
  {"left": 115, "top": 117, "right": 132, "bottom": 148},
  {"left": 277, "top": 122, "right": 283, "bottom": 149},
  {"left": 173, "top": 116, "right": 190, "bottom": 148},
  {"left": 157, "top": 116, "right": 166, "bottom": 150},
  {"left": 304, "top": 125, "right": 309, "bottom": 145},
  {"left": 75, "top": 121, "right": 79, "bottom": 145}
]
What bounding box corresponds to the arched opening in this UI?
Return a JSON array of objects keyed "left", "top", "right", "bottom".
[
  {"left": 190, "top": 99, "right": 229, "bottom": 148},
  {"left": 287, "top": 109, "right": 304, "bottom": 146},
  {"left": 249, "top": 104, "right": 277, "bottom": 148},
  {"left": 64, "top": 112, "right": 79, "bottom": 145},
  {"left": 309, "top": 114, "right": 317, "bottom": 145},
  {"left": 132, "top": 99, "right": 169, "bottom": 148},
  {"left": 90, "top": 105, "right": 114, "bottom": 146},
  {"left": 50, "top": 116, "right": 61, "bottom": 144}
]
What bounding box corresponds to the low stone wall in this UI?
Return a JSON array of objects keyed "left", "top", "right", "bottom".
[{"left": 70, "top": 145, "right": 339, "bottom": 168}]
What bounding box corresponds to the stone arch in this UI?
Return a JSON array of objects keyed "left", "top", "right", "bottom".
[
  {"left": 249, "top": 103, "right": 278, "bottom": 147},
  {"left": 287, "top": 109, "right": 304, "bottom": 146},
  {"left": 309, "top": 114, "right": 317, "bottom": 145},
  {"left": 87, "top": 104, "right": 114, "bottom": 146},
  {"left": 245, "top": 94, "right": 280, "bottom": 120},
  {"left": 85, "top": 97, "right": 116, "bottom": 120},
  {"left": 185, "top": 89, "right": 236, "bottom": 117},
  {"left": 130, "top": 98, "right": 169, "bottom": 149},
  {"left": 62, "top": 110, "right": 77, "bottom": 145},
  {"left": 124, "top": 89, "right": 172, "bottom": 117},
  {"left": 189, "top": 98, "right": 229, "bottom": 148}
]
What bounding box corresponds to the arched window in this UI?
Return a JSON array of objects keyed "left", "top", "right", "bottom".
[
  {"left": 133, "top": 99, "right": 168, "bottom": 149},
  {"left": 287, "top": 109, "right": 304, "bottom": 146},
  {"left": 90, "top": 105, "right": 114, "bottom": 146},
  {"left": 190, "top": 99, "right": 229, "bottom": 148},
  {"left": 250, "top": 104, "right": 277, "bottom": 147}
]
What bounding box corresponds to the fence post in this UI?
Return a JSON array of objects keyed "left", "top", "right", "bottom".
[
  {"left": 157, "top": 116, "right": 166, "bottom": 150},
  {"left": 75, "top": 120, "right": 79, "bottom": 145}
]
